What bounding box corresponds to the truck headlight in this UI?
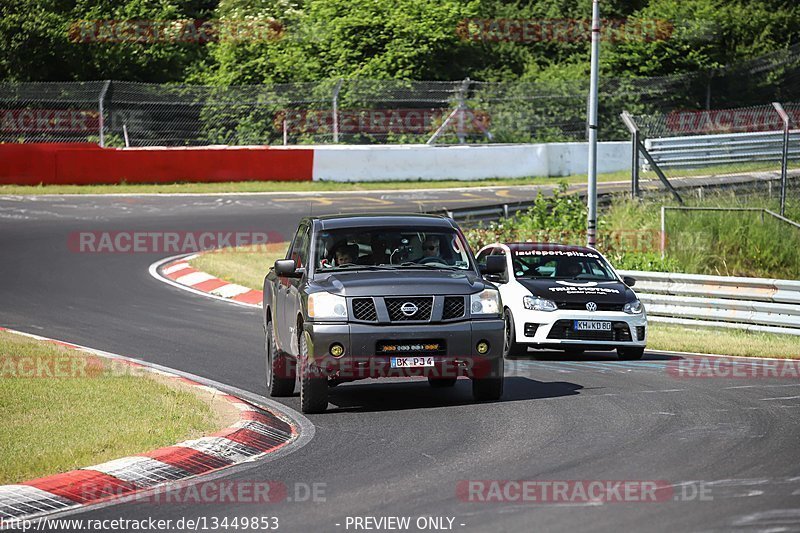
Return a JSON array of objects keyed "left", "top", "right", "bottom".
[
  {"left": 470, "top": 288, "right": 501, "bottom": 316},
  {"left": 623, "top": 299, "right": 643, "bottom": 314},
  {"left": 523, "top": 295, "right": 557, "bottom": 312},
  {"left": 308, "top": 292, "right": 348, "bottom": 319}
]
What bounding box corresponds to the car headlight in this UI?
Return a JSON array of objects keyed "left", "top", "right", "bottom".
[
  {"left": 623, "top": 299, "right": 643, "bottom": 314},
  {"left": 523, "top": 295, "right": 558, "bottom": 312},
  {"left": 308, "top": 292, "right": 348, "bottom": 319},
  {"left": 470, "top": 288, "right": 501, "bottom": 316}
]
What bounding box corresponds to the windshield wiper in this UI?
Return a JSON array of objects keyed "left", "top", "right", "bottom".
[
  {"left": 326, "top": 263, "right": 397, "bottom": 271},
  {"left": 395, "top": 262, "right": 463, "bottom": 271}
]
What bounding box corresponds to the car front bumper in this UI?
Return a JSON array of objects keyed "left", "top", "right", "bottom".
[
  {"left": 512, "top": 309, "right": 647, "bottom": 348},
  {"left": 303, "top": 319, "right": 504, "bottom": 379}
]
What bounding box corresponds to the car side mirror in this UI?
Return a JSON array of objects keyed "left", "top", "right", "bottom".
[
  {"left": 480, "top": 255, "right": 506, "bottom": 275},
  {"left": 275, "top": 259, "right": 303, "bottom": 278},
  {"left": 623, "top": 276, "right": 636, "bottom": 287}
]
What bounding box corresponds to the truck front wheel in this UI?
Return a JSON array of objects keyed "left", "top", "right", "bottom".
[{"left": 472, "top": 357, "right": 504, "bottom": 401}]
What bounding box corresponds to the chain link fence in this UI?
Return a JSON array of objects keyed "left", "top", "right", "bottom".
[
  {"left": 622, "top": 101, "right": 800, "bottom": 234},
  {"left": 2, "top": 44, "right": 799, "bottom": 147}
]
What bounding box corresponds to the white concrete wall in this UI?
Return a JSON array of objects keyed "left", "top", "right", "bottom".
[{"left": 310, "top": 142, "right": 630, "bottom": 181}]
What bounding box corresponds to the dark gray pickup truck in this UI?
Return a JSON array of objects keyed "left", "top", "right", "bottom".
[{"left": 263, "top": 214, "right": 506, "bottom": 413}]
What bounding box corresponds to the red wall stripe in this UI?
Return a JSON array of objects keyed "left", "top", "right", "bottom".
[{"left": 0, "top": 144, "right": 313, "bottom": 185}]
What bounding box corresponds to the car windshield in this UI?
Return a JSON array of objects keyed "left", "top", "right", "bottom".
[
  {"left": 314, "top": 227, "right": 472, "bottom": 271},
  {"left": 510, "top": 248, "right": 617, "bottom": 281}
]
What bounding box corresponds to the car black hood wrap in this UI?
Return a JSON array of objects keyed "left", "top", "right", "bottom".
[
  {"left": 312, "top": 270, "right": 486, "bottom": 297},
  {"left": 517, "top": 278, "right": 635, "bottom": 304}
]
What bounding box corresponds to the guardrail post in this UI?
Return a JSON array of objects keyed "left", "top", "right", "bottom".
[
  {"left": 98, "top": 80, "right": 111, "bottom": 147},
  {"left": 772, "top": 102, "right": 790, "bottom": 216},
  {"left": 620, "top": 111, "right": 641, "bottom": 199}
]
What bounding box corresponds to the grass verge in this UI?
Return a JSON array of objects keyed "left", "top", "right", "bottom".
[
  {"left": 190, "top": 242, "right": 289, "bottom": 290},
  {"left": 648, "top": 323, "right": 800, "bottom": 359},
  {"left": 0, "top": 171, "right": 629, "bottom": 195},
  {"left": 0, "top": 330, "right": 224, "bottom": 484}
]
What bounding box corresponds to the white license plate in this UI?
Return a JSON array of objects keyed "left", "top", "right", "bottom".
[
  {"left": 574, "top": 320, "right": 612, "bottom": 331},
  {"left": 390, "top": 356, "right": 435, "bottom": 368}
]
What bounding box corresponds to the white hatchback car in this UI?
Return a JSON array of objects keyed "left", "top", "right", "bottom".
[{"left": 476, "top": 242, "right": 647, "bottom": 360}]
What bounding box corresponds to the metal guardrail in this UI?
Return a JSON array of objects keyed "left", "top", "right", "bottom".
[
  {"left": 644, "top": 130, "right": 800, "bottom": 169},
  {"left": 618, "top": 270, "right": 800, "bottom": 336}
]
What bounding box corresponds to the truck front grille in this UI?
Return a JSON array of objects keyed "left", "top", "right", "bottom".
[
  {"left": 385, "top": 297, "right": 433, "bottom": 322},
  {"left": 442, "top": 296, "right": 465, "bottom": 320},
  {"left": 352, "top": 298, "right": 378, "bottom": 322}
]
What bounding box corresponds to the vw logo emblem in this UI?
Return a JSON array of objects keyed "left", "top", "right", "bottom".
[
  {"left": 400, "top": 302, "right": 418, "bottom": 316},
  {"left": 586, "top": 302, "right": 597, "bottom": 312}
]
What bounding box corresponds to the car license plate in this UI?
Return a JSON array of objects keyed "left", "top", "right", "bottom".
[
  {"left": 574, "top": 320, "right": 612, "bottom": 331},
  {"left": 391, "top": 356, "right": 435, "bottom": 368}
]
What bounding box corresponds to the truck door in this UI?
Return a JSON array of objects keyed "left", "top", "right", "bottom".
[{"left": 282, "top": 224, "right": 310, "bottom": 356}]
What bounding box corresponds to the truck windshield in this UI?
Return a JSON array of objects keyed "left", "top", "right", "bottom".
[
  {"left": 315, "top": 228, "right": 473, "bottom": 271},
  {"left": 510, "top": 248, "right": 617, "bottom": 281}
]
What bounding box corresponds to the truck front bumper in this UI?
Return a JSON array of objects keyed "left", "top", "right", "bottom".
[{"left": 303, "top": 319, "right": 504, "bottom": 380}]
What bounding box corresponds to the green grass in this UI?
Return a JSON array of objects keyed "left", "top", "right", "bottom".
[
  {"left": 191, "top": 242, "right": 289, "bottom": 290},
  {"left": 602, "top": 191, "right": 800, "bottom": 278},
  {"left": 0, "top": 331, "right": 220, "bottom": 484},
  {"left": 648, "top": 323, "right": 800, "bottom": 359},
  {"left": 0, "top": 172, "right": 630, "bottom": 195}
]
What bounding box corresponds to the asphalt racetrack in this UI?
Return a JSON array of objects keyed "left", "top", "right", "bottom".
[{"left": 1, "top": 186, "right": 799, "bottom": 532}]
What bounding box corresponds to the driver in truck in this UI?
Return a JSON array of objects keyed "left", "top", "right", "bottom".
[{"left": 421, "top": 236, "right": 441, "bottom": 260}]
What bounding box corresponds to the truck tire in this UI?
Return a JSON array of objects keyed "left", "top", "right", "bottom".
[
  {"left": 299, "top": 330, "right": 328, "bottom": 414},
  {"left": 618, "top": 347, "right": 645, "bottom": 360},
  {"left": 472, "top": 357, "right": 504, "bottom": 401},
  {"left": 265, "top": 319, "right": 295, "bottom": 397},
  {"left": 504, "top": 309, "right": 528, "bottom": 358}
]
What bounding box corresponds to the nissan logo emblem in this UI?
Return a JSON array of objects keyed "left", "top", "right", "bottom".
[
  {"left": 586, "top": 302, "right": 597, "bottom": 312},
  {"left": 400, "top": 302, "right": 418, "bottom": 316}
]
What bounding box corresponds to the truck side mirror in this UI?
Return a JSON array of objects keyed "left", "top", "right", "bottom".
[
  {"left": 623, "top": 276, "right": 636, "bottom": 287},
  {"left": 275, "top": 259, "right": 302, "bottom": 278},
  {"left": 480, "top": 255, "right": 506, "bottom": 275}
]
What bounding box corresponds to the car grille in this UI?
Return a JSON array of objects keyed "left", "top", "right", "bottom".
[
  {"left": 352, "top": 298, "right": 378, "bottom": 322},
  {"left": 385, "top": 297, "right": 433, "bottom": 321},
  {"left": 556, "top": 302, "right": 625, "bottom": 311},
  {"left": 442, "top": 296, "right": 465, "bottom": 320},
  {"left": 547, "top": 320, "right": 632, "bottom": 342}
]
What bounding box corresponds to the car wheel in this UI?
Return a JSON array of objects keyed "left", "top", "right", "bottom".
[
  {"left": 503, "top": 309, "right": 528, "bottom": 358},
  {"left": 472, "top": 357, "right": 504, "bottom": 401},
  {"left": 428, "top": 376, "right": 457, "bottom": 388},
  {"left": 299, "top": 330, "right": 328, "bottom": 414},
  {"left": 265, "top": 319, "right": 295, "bottom": 397},
  {"left": 618, "top": 347, "right": 645, "bottom": 360}
]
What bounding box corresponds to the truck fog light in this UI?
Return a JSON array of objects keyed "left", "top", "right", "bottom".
[
  {"left": 476, "top": 341, "right": 490, "bottom": 354},
  {"left": 330, "top": 343, "right": 345, "bottom": 357}
]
